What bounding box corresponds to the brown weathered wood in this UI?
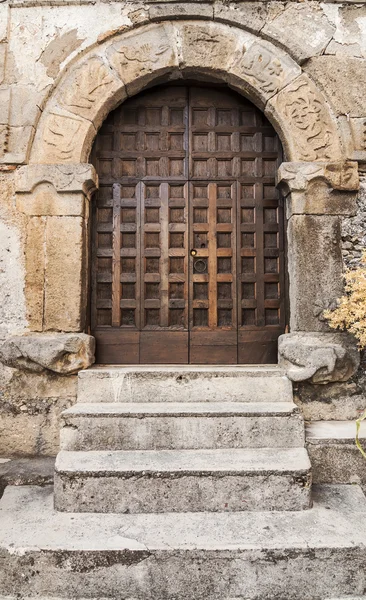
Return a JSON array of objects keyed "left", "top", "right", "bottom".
[
  {"left": 140, "top": 332, "right": 188, "bottom": 363},
  {"left": 112, "top": 183, "right": 121, "bottom": 327},
  {"left": 91, "top": 84, "right": 285, "bottom": 364}
]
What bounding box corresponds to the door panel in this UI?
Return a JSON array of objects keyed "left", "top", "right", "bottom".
[
  {"left": 189, "top": 181, "right": 237, "bottom": 364},
  {"left": 91, "top": 84, "right": 285, "bottom": 364}
]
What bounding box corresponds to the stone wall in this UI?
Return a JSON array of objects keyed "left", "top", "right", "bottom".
[
  {"left": 342, "top": 174, "right": 366, "bottom": 268},
  {"left": 0, "top": 0, "right": 366, "bottom": 455}
]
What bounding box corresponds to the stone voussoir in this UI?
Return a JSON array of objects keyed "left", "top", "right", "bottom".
[{"left": 54, "top": 448, "right": 312, "bottom": 513}]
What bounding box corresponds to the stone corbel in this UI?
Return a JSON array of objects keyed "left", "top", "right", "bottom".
[
  {"left": 0, "top": 333, "right": 95, "bottom": 374},
  {"left": 278, "top": 332, "right": 360, "bottom": 384},
  {"left": 277, "top": 161, "right": 359, "bottom": 218},
  {"left": 15, "top": 163, "right": 98, "bottom": 217}
]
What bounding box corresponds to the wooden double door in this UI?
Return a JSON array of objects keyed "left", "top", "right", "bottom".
[{"left": 91, "top": 85, "right": 286, "bottom": 364}]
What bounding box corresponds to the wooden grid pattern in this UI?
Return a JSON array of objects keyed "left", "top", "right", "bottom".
[
  {"left": 189, "top": 182, "right": 236, "bottom": 330},
  {"left": 141, "top": 182, "right": 188, "bottom": 330},
  {"left": 91, "top": 84, "right": 285, "bottom": 364}
]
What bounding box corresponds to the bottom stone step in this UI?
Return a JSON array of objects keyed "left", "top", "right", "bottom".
[
  {"left": 54, "top": 448, "right": 312, "bottom": 513},
  {"left": 0, "top": 485, "right": 365, "bottom": 600}
]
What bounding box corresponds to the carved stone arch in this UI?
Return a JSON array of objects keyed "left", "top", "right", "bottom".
[
  {"left": 17, "top": 19, "right": 361, "bottom": 375},
  {"left": 29, "top": 20, "right": 345, "bottom": 165}
]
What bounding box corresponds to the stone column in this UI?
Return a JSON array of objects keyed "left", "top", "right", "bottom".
[
  {"left": 277, "top": 161, "right": 360, "bottom": 383},
  {"left": 15, "top": 164, "right": 98, "bottom": 333}
]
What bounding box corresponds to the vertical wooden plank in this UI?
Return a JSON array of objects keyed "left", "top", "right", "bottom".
[
  {"left": 231, "top": 181, "right": 238, "bottom": 336},
  {"left": 160, "top": 182, "right": 169, "bottom": 327},
  {"left": 112, "top": 183, "right": 121, "bottom": 327},
  {"left": 140, "top": 181, "right": 146, "bottom": 333},
  {"left": 135, "top": 182, "right": 142, "bottom": 331},
  {"left": 255, "top": 182, "right": 265, "bottom": 328},
  {"left": 208, "top": 182, "right": 217, "bottom": 329}
]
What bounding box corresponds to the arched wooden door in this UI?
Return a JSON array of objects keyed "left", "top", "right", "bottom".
[{"left": 91, "top": 84, "right": 286, "bottom": 364}]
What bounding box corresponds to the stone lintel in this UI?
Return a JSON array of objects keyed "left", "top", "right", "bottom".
[{"left": 15, "top": 163, "right": 98, "bottom": 197}]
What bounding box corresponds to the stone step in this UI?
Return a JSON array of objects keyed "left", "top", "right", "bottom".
[
  {"left": 1, "top": 485, "right": 365, "bottom": 599},
  {"left": 54, "top": 447, "right": 311, "bottom": 513},
  {"left": 306, "top": 420, "right": 366, "bottom": 489},
  {"left": 77, "top": 365, "right": 293, "bottom": 403},
  {"left": 60, "top": 401, "right": 305, "bottom": 451}
]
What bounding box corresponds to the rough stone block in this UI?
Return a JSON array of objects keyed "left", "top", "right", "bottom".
[
  {"left": 278, "top": 332, "right": 360, "bottom": 384},
  {"left": 0, "top": 4, "right": 8, "bottom": 44},
  {"left": 287, "top": 215, "right": 344, "bottom": 331},
  {"left": 294, "top": 380, "right": 366, "bottom": 422},
  {"left": 17, "top": 186, "right": 85, "bottom": 217},
  {"left": 148, "top": 2, "right": 213, "bottom": 21},
  {"left": 0, "top": 86, "right": 10, "bottom": 125},
  {"left": 60, "top": 401, "right": 305, "bottom": 451},
  {"left": 44, "top": 216, "right": 85, "bottom": 331},
  {"left": 339, "top": 116, "right": 366, "bottom": 162},
  {"left": 306, "top": 421, "right": 366, "bottom": 488},
  {"left": 0, "top": 332, "right": 95, "bottom": 374},
  {"left": 77, "top": 366, "right": 293, "bottom": 403},
  {"left": 214, "top": 1, "right": 268, "bottom": 34},
  {"left": 8, "top": 84, "right": 41, "bottom": 128},
  {"left": 323, "top": 2, "right": 366, "bottom": 59},
  {"left": 2, "top": 124, "right": 34, "bottom": 165},
  {"left": 0, "top": 43, "right": 6, "bottom": 85},
  {"left": 54, "top": 448, "right": 312, "bottom": 513},
  {"left": 304, "top": 56, "right": 366, "bottom": 118},
  {"left": 262, "top": 3, "right": 335, "bottom": 64},
  {"left": 1, "top": 485, "right": 366, "bottom": 599},
  {"left": 25, "top": 216, "right": 45, "bottom": 332}
]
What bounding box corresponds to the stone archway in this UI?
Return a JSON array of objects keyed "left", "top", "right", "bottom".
[
  {"left": 29, "top": 20, "right": 343, "bottom": 165},
  {"left": 13, "top": 19, "right": 361, "bottom": 375}
]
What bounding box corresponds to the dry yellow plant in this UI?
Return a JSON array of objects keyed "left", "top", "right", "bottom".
[
  {"left": 324, "top": 253, "right": 366, "bottom": 457},
  {"left": 324, "top": 252, "right": 366, "bottom": 349}
]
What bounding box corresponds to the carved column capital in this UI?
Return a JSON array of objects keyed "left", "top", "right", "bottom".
[
  {"left": 277, "top": 161, "right": 359, "bottom": 217},
  {"left": 15, "top": 163, "right": 98, "bottom": 198},
  {"left": 277, "top": 161, "right": 359, "bottom": 194},
  {"left": 15, "top": 163, "right": 98, "bottom": 217}
]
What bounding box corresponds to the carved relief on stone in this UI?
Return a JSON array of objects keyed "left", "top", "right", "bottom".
[
  {"left": 282, "top": 80, "right": 334, "bottom": 160},
  {"left": 33, "top": 109, "right": 94, "bottom": 164},
  {"left": 16, "top": 164, "right": 97, "bottom": 196},
  {"left": 278, "top": 332, "right": 360, "bottom": 384},
  {"left": 175, "top": 22, "right": 239, "bottom": 72},
  {"left": 278, "top": 161, "right": 359, "bottom": 195},
  {"left": 267, "top": 75, "right": 342, "bottom": 162},
  {"left": 107, "top": 24, "right": 178, "bottom": 90},
  {"left": 42, "top": 112, "right": 84, "bottom": 161},
  {"left": 59, "top": 56, "right": 119, "bottom": 121},
  {"left": 230, "top": 42, "right": 301, "bottom": 104}
]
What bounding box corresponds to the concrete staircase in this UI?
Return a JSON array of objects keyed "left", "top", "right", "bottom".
[
  {"left": 1, "top": 365, "right": 366, "bottom": 599},
  {"left": 54, "top": 366, "right": 311, "bottom": 513}
]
